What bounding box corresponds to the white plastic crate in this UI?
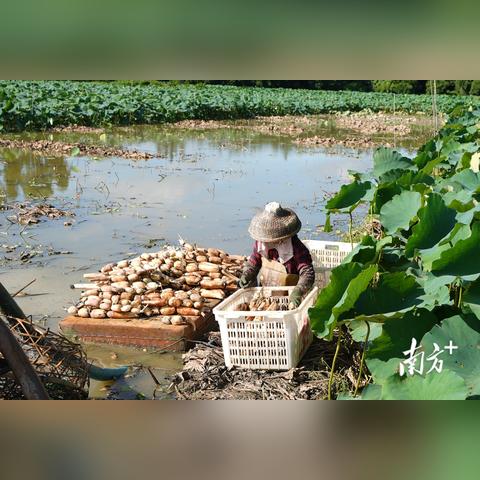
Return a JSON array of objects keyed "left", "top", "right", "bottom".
[
  {"left": 302, "top": 239, "right": 356, "bottom": 288},
  {"left": 213, "top": 286, "right": 318, "bottom": 370}
]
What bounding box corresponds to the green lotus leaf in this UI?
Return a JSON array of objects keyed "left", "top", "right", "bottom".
[
  {"left": 323, "top": 212, "right": 332, "bottom": 232},
  {"left": 346, "top": 170, "right": 368, "bottom": 181},
  {"left": 349, "top": 272, "right": 425, "bottom": 320},
  {"left": 456, "top": 203, "right": 480, "bottom": 224},
  {"left": 420, "top": 155, "right": 447, "bottom": 175},
  {"left": 348, "top": 320, "right": 382, "bottom": 342},
  {"left": 431, "top": 222, "right": 480, "bottom": 281},
  {"left": 414, "top": 145, "right": 435, "bottom": 169},
  {"left": 379, "top": 246, "right": 416, "bottom": 272},
  {"left": 309, "top": 263, "right": 377, "bottom": 340},
  {"left": 442, "top": 189, "right": 475, "bottom": 212},
  {"left": 373, "top": 182, "right": 402, "bottom": 214},
  {"left": 331, "top": 265, "right": 378, "bottom": 328},
  {"left": 443, "top": 169, "right": 480, "bottom": 191},
  {"left": 381, "top": 370, "right": 468, "bottom": 400},
  {"left": 441, "top": 139, "right": 462, "bottom": 156},
  {"left": 379, "top": 190, "right": 422, "bottom": 234},
  {"left": 397, "top": 170, "right": 434, "bottom": 188},
  {"left": 459, "top": 142, "right": 479, "bottom": 154},
  {"left": 366, "top": 358, "right": 401, "bottom": 383},
  {"left": 342, "top": 236, "right": 376, "bottom": 265},
  {"left": 446, "top": 223, "right": 472, "bottom": 243},
  {"left": 359, "top": 384, "right": 383, "bottom": 400},
  {"left": 405, "top": 193, "right": 457, "bottom": 257},
  {"left": 421, "top": 315, "right": 480, "bottom": 396},
  {"left": 373, "top": 147, "right": 414, "bottom": 179},
  {"left": 411, "top": 183, "right": 433, "bottom": 196},
  {"left": 309, "top": 262, "right": 364, "bottom": 339},
  {"left": 445, "top": 150, "right": 465, "bottom": 167},
  {"left": 366, "top": 309, "right": 438, "bottom": 361},
  {"left": 343, "top": 235, "right": 392, "bottom": 266},
  {"left": 326, "top": 180, "right": 372, "bottom": 211},
  {"left": 335, "top": 392, "right": 358, "bottom": 400},
  {"left": 418, "top": 244, "right": 449, "bottom": 271},
  {"left": 379, "top": 168, "right": 412, "bottom": 184},
  {"left": 462, "top": 280, "right": 480, "bottom": 319},
  {"left": 417, "top": 273, "right": 451, "bottom": 305},
  {"left": 348, "top": 311, "right": 406, "bottom": 324},
  {"left": 337, "top": 384, "right": 382, "bottom": 400}
]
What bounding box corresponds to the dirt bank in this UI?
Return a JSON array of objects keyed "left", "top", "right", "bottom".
[{"left": 173, "top": 112, "right": 437, "bottom": 149}]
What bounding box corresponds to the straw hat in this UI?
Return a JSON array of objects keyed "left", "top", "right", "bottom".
[{"left": 248, "top": 202, "right": 301, "bottom": 242}]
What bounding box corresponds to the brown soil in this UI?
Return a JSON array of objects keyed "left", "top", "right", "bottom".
[{"left": 333, "top": 112, "right": 437, "bottom": 135}]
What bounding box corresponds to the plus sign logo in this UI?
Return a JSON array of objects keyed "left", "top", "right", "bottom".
[
  {"left": 399, "top": 338, "right": 459, "bottom": 377},
  {"left": 444, "top": 340, "right": 458, "bottom": 355}
]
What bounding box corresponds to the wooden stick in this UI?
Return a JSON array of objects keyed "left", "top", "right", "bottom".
[
  {"left": 147, "top": 367, "right": 161, "bottom": 386},
  {"left": 0, "top": 282, "right": 30, "bottom": 321},
  {"left": 12, "top": 278, "right": 36, "bottom": 298}
]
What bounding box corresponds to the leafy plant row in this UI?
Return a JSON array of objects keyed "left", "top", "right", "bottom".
[
  {"left": 310, "top": 105, "right": 480, "bottom": 400},
  {"left": 0, "top": 81, "right": 479, "bottom": 132}
]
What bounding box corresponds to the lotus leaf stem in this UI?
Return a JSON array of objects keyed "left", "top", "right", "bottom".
[
  {"left": 328, "top": 328, "right": 343, "bottom": 400},
  {"left": 353, "top": 321, "right": 370, "bottom": 398}
]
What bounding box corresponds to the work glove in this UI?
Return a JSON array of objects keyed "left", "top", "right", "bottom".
[
  {"left": 288, "top": 288, "right": 303, "bottom": 309},
  {"left": 238, "top": 273, "right": 253, "bottom": 289}
]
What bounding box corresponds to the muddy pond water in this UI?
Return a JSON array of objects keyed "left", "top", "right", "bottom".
[{"left": 0, "top": 116, "right": 429, "bottom": 398}]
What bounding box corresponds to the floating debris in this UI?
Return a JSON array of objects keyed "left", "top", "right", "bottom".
[
  {"left": 0, "top": 139, "right": 156, "bottom": 160},
  {"left": 293, "top": 136, "right": 384, "bottom": 149},
  {"left": 50, "top": 125, "right": 105, "bottom": 133},
  {"left": 6, "top": 201, "right": 75, "bottom": 225}
]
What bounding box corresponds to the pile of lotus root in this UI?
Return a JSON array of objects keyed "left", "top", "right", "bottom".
[{"left": 67, "top": 241, "right": 246, "bottom": 325}]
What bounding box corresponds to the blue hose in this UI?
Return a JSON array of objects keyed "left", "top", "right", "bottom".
[{"left": 88, "top": 363, "right": 128, "bottom": 381}]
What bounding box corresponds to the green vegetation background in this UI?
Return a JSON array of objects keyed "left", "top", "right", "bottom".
[
  {"left": 123, "top": 81, "right": 480, "bottom": 96},
  {"left": 1, "top": 80, "right": 479, "bottom": 133}
]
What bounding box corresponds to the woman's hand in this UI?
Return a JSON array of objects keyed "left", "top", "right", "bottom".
[
  {"left": 288, "top": 288, "right": 303, "bottom": 309},
  {"left": 238, "top": 273, "right": 251, "bottom": 288}
]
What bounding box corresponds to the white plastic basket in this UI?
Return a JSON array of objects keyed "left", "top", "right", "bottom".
[
  {"left": 213, "top": 286, "right": 318, "bottom": 370},
  {"left": 302, "top": 240, "right": 356, "bottom": 288}
]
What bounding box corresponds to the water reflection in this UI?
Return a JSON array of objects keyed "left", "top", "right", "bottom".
[
  {"left": 0, "top": 148, "right": 71, "bottom": 201},
  {"left": 4, "top": 116, "right": 430, "bottom": 170},
  {"left": 102, "top": 122, "right": 427, "bottom": 160}
]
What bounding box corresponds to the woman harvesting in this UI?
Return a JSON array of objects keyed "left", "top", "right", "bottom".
[{"left": 239, "top": 202, "right": 315, "bottom": 308}]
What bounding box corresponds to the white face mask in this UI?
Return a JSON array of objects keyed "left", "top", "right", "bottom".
[{"left": 258, "top": 238, "right": 294, "bottom": 263}]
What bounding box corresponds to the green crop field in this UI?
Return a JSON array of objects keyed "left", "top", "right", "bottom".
[{"left": 0, "top": 81, "right": 479, "bottom": 132}]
